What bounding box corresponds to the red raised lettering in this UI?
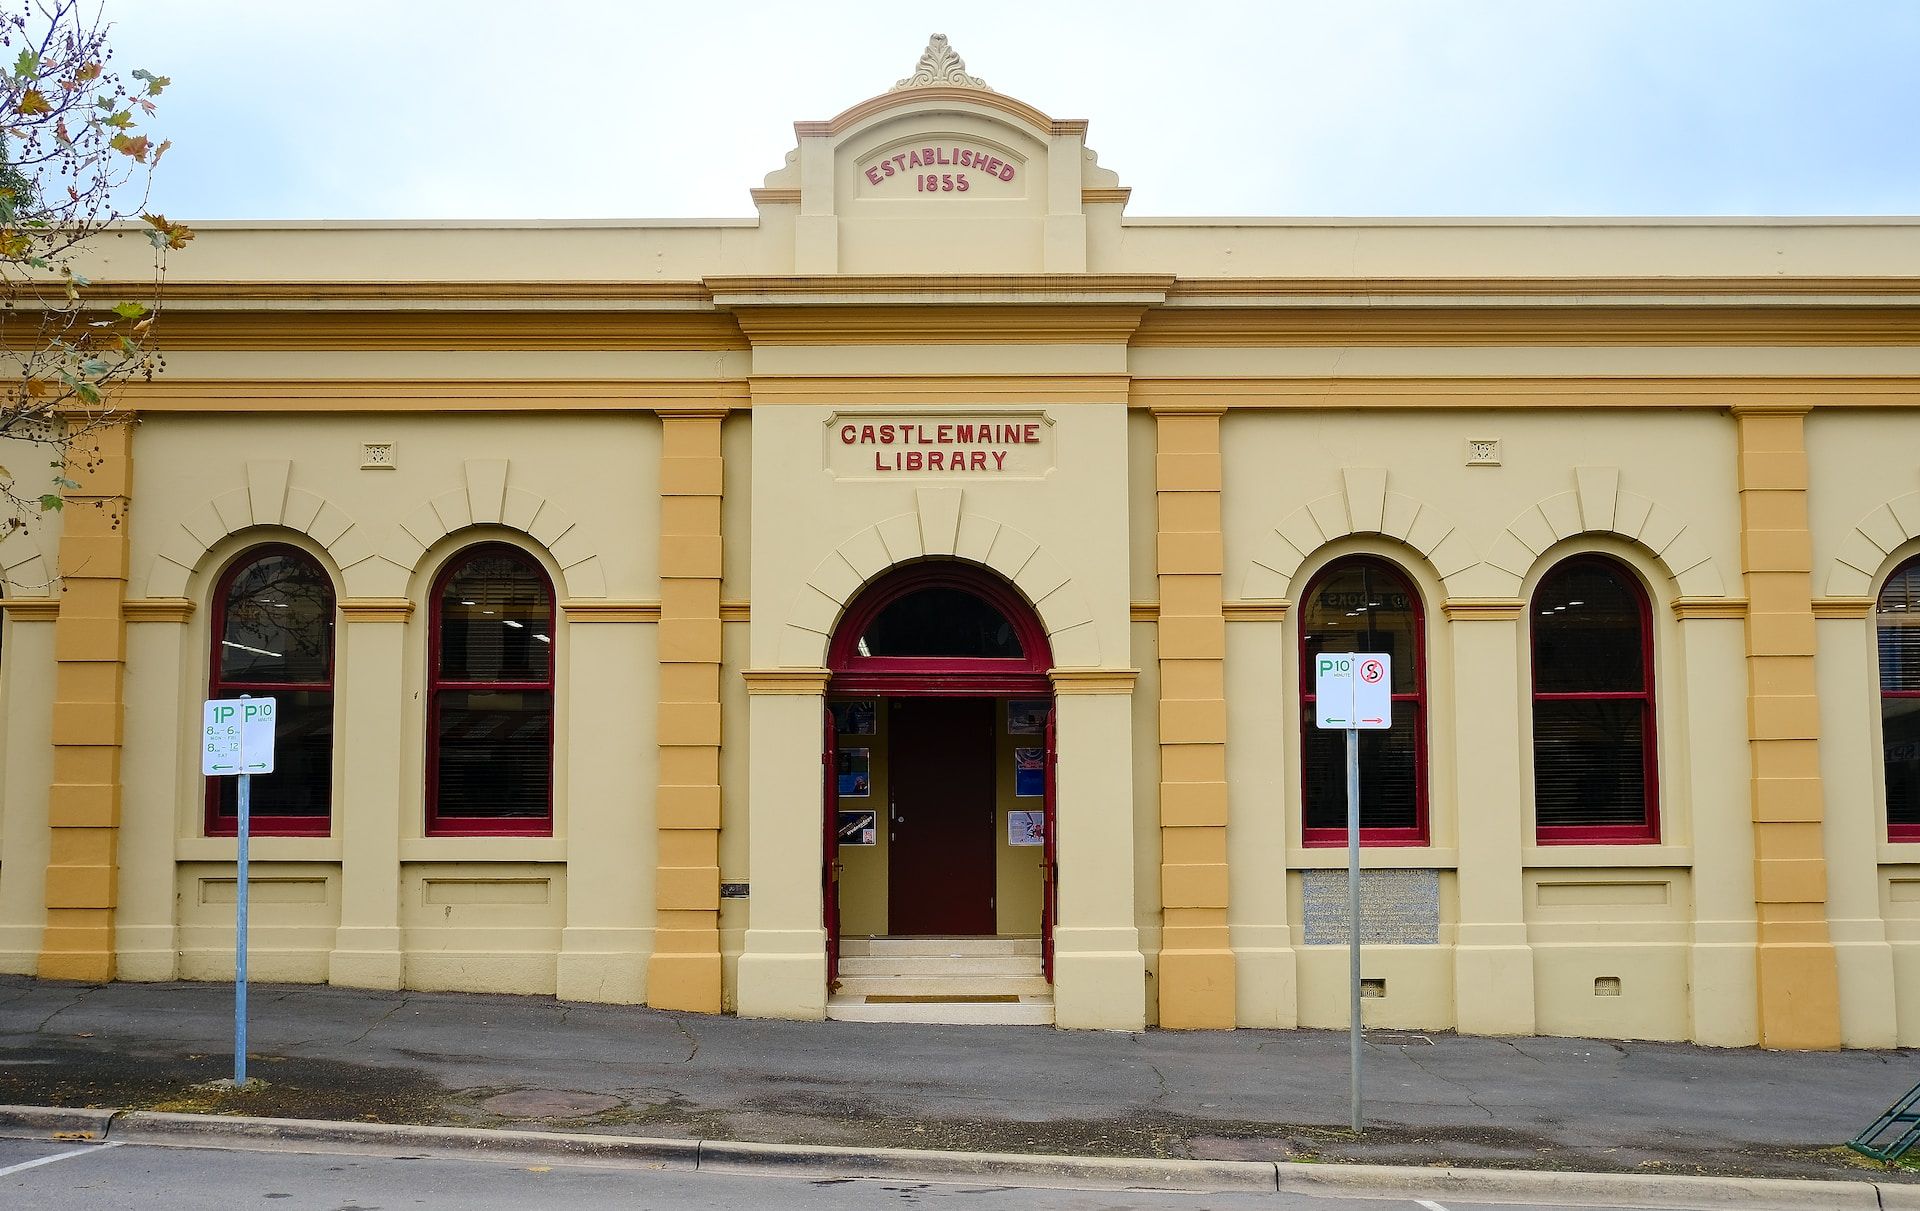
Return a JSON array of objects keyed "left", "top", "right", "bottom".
[
  {"left": 970, "top": 450, "right": 987, "bottom": 471},
  {"left": 892, "top": 153, "right": 907, "bottom": 173},
  {"left": 942, "top": 173, "right": 954, "bottom": 191},
  {"left": 860, "top": 424, "right": 877, "bottom": 443},
  {"left": 956, "top": 424, "right": 974, "bottom": 443},
  {"left": 936, "top": 424, "right": 952, "bottom": 443},
  {"left": 1000, "top": 162, "right": 1015, "bottom": 182},
  {"left": 937, "top": 147, "right": 950, "bottom": 164},
  {"left": 841, "top": 424, "right": 856, "bottom": 444},
  {"left": 927, "top": 451, "right": 945, "bottom": 471},
  {"left": 864, "top": 166, "right": 882, "bottom": 186},
  {"left": 956, "top": 173, "right": 969, "bottom": 191},
  {"left": 985, "top": 156, "right": 1002, "bottom": 177},
  {"left": 879, "top": 425, "right": 895, "bottom": 444},
  {"left": 922, "top": 146, "right": 935, "bottom": 166},
  {"left": 905, "top": 451, "right": 923, "bottom": 471},
  {"left": 959, "top": 149, "right": 973, "bottom": 167},
  {"left": 992, "top": 451, "right": 1007, "bottom": 470},
  {"left": 880, "top": 158, "right": 895, "bottom": 177},
  {"left": 1024, "top": 423, "right": 1039, "bottom": 442}
]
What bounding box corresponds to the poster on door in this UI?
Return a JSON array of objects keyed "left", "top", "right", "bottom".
[
  {"left": 837, "top": 747, "right": 871, "bottom": 797},
  {"left": 1014, "top": 746, "right": 1045, "bottom": 797},
  {"left": 837, "top": 809, "right": 878, "bottom": 846},
  {"left": 1007, "top": 809, "right": 1045, "bottom": 846}
]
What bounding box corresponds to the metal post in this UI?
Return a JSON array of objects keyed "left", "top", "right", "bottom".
[
  {"left": 235, "top": 770, "right": 250, "bottom": 1088},
  {"left": 1347, "top": 725, "right": 1362, "bottom": 1134}
]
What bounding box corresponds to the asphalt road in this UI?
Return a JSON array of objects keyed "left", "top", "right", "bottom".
[{"left": 0, "top": 1136, "right": 1712, "bottom": 1210}]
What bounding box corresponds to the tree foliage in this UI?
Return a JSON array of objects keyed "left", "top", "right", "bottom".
[{"left": 0, "top": 0, "right": 190, "bottom": 537}]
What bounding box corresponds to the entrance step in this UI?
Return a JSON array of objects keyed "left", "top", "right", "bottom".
[
  {"left": 825, "top": 994, "right": 1054, "bottom": 1026},
  {"left": 828, "top": 935, "right": 1052, "bottom": 1026}
]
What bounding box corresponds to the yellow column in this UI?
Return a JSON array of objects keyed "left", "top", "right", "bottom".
[
  {"left": 647, "top": 407, "right": 726, "bottom": 1012},
  {"left": 1734, "top": 405, "right": 1840, "bottom": 1049},
  {"left": 1153, "top": 406, "right": 1234, "bottom": 1028},
  {"left": 39, "top": 421, "right": 133, "bottom": 981}
]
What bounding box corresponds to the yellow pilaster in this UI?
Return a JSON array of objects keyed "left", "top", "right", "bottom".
[
  {"left": 1152, "top": 406, "right": 1234, "bottom": 1028},
  {"left": 38, "top": 421, "right": 133, "bottom": 982},
  {"left": 647, "top": 407, "right": 726, "bottom": 1012},
  {"left": 1734, "top": 405, "right": 1840, "bottom": 1049}
]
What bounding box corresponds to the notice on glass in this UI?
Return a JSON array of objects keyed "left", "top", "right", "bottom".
[
  {"left": 836, "top": 747, "right": 871, "bottom": 797},
  {"left": 831, "top": 699, "right": 876, "bottom": 736},
  {"left": 1006, "top": 699, "right": 1050, "bottom": 735},
  {"left": 1014, "top": 747, "right": 1045, "bottom": 797},
  {"left": 1007, "top": 809, "right": 1045, "bottom": 846},
  {"left": 837, "top": 809, "right": 878, "bottom": 846}
]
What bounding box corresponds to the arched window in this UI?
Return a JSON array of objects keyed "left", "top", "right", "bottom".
[
  {"left": 1531, "top": 556, "right": 1658, "bottom": 843},
  {"left": 427, "top": 543, "right": 555, "bottom": 835},
  {"left": 206, "top": 545, "right": 335, "bottom": 836},
  {"left": 1299, "top": 556, "right": 1426, "bottom": 845},
  {"left": 827, "top": 562, "right": 1052, "bottom": 696},
  {"left": 1880, "top": 557, "right": 1920, "bottom": 841}
]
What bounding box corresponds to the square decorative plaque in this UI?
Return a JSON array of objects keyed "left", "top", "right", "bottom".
[{"left": 1302, "top": 868, "right": 1441, "bottom": 945}]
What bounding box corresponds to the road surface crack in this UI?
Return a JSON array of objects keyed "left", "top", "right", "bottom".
[
  {"left": 343, "top": 996, "right": 410, "bottom": 1047},
  {"left": 1397, "top": 1045, "right": 1496, "bottom": 1121},
  {"left": 668, "top": 1015, "right": 700, "bottom": 1063}
]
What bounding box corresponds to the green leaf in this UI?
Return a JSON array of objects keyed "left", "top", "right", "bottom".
[
  {"left": 112, "top": 301, "right": 146, "bottom": 319},
  {"left": 131, "top": 69, "right": 169, "bottom": 96},
  {"left": 39, "top": 494, "right": 62, "bottom": 511},
  {"left": 73, "top": 382, "right": 100, "bottom": 404},
  {"left": 79, "top": 357, "right": 110, "bottom": 377},
  {"left": 13, "top": 49, "right": 35, "bottom": 78},
  {"left": 103, "top": 109, "right": 133, "bottom": 129},
  {"left": 52, "top": 475, "right": 79, "bottom": 490}
]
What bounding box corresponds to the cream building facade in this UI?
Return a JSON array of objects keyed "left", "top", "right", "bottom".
[{"left": 2, "top": 38, "right": 1919, "bottom": 1048}]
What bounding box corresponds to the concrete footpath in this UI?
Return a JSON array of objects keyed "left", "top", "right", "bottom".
[{"left": 2, "top": 974, "right": 1917, "bottom": 1195}]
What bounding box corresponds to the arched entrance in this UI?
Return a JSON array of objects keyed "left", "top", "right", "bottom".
[{"left": 822, "top": 560, "right": 1056, "bottom": 999}]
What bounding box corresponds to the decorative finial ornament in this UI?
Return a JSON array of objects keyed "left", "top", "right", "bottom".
[{"left": 893, "top": 33, "right": 992, "bottom": 91}]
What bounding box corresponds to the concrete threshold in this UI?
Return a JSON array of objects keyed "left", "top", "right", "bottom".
[{"left": 0, "top": 1103, "right": 1912, "bottom": 1210}]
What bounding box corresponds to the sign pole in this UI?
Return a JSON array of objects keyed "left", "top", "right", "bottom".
[
  {"left": 1346, "top": 724, "right": 1362, "bottom": 1134},
  {"left": 235, "top": 768, "right": 250, "bottom": 1088}
]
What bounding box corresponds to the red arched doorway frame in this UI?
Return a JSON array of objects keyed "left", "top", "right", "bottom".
[{"left": 822, "top": 560, "right": 1057, "bottom": 985}]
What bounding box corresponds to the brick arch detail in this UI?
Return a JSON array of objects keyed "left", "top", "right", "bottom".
[
  {"left": 1484, "top": 468, "right": 1725, "bottom": 598},
  {"left": 779, "top": 487, "right": 1099, "bottom": 668},
  {"left": 1826, "top": 490, "right": 1920, "bottom": 598},
  {"left": 142, "top": 458, "right": 607, "bottom": 601},
  {"left": 1239, "top": 468, "right": 1478, "bottom": 600}
]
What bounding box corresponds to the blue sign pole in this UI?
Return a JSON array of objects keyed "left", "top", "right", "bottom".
[{"left": 235, "top": 768, "right": 250, "bottom": 1087}]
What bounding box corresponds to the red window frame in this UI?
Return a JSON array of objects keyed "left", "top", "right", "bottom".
[
  {"left": 1530, "top": 555, "right": 1660, "bottom": 845},
  {"left": 1881, "top": 555, "right": 1920, "bottom": 843},
  {"left": 204, "top": 543, "right": 335, "bottom": 837},
  {"left": 425, "top": 542, "right": 556, "bottom": 837},
  {"left": 1298, "top": 555, "right": 1429, "bottom": 847},
  {"left": 827, "top": 561, "right": 1053, "bottom": 697}
]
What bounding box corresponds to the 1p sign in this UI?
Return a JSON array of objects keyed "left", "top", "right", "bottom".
[
  {"left": 1314, "top": 654, "right": 1392, "bottom": 730},
  {"left": 202, "top": 697, "right": 277, "bottom": 775}
]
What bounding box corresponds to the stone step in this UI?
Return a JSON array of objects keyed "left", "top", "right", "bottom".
[
  {"left": 825, "top": 995, "right": 1055, "bottom": 1026},
  {"left": 834, "top": 973, "right": 1052, "bottom": 998},
  {"left": 839, "top": 935, "right": 1041, "bottom": 957},
  {"left": 836, "top": 954, "right": 1042, "bottom": 977}
]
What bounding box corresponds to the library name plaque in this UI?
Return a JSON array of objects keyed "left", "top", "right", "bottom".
[
  {"left": 1301, "top": 868, "right": 1441, "bottom": 946},
  {"left": 826, "top": 411, "right": 1054, "bottom": 480}
]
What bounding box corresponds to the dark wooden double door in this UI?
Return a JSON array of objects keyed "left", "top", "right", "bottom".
[{"left": 887, "top": 697, "right": 996, "bottom": 935}]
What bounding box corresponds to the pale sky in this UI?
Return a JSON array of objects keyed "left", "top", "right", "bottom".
[{"left": 104, "top": 0, "right": 1920, "bottom": 220}]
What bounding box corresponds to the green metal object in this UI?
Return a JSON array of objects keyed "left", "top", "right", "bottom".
[{"left": 1848, "top": 1080, "right": 1920, "bottom": 1164}]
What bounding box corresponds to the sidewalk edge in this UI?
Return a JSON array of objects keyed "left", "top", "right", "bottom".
[{"left": 0, "top": 1103, "right": 1911, "bottom": 1207}]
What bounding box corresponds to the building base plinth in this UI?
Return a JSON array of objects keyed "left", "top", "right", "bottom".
[
  {"left": 1454, "top": 943, "right": 1536, "bottom": 1036},
  {"left": 735, "top": 929, "right": 827, "bottom": 1020},
  {"left": 1758, "top": 940, "right": 1843, "bottom": 1050},
  {"left": 646, "top": 950, "right": 723, "bottom": 1013},
  {"left": 328, "top": 928, "right": 403, "bottom": 990},
  {"left": 1053, "top": 930, "right": 1146, "bottom": 1031},
  {"left": 1157, "top": 947, "right": 1236, "bottom": 1029}
]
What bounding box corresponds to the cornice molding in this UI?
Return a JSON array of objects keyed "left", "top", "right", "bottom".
[
  {"left": 749, "top": 373, "right": 1126, "bottom": 406},
  {"left": 742, "top": 668, "right": 832, "bottom": 695},
  {"left": 0, "top": 597, "right": 58, "bottom": 620},
  {"left": 123, "top": 597, "right": 195, "bottom": 623},
  {"left": 1812, "top": 596, "right": 1875, "bottom": 619},
  {"left": 726, "top": 303, "right": 1150, "bottom": 345},
  {"left": 80, "top": 280, "right": 714, "bottom": 303},
  {"left": 749, "top": 188, "right": 802, "bottom": 206},
  {"left": 1164, "top": 275, "right": 1920, "bottom": 300},
  {"left": 1671, "top": 597, "right": 1750, "bottom": 620},
  {"left": 118, "top": 379, "right": 752, "bottom": 412},
  {"left": 1129, "top": 375, "right": 1920, "bottom": 410},
  {"left": 117, "top": 309, "right": 746, "bottom": 352},
  {"left": 561, "top": 600, "right": 661, "bottom": 623},
  {"left": 720, "top": 599, "right": 750, "bottom": 623},
  {"left": 1442, "top": 598, "right": 1526, "bottom": 621},
  {"left": 1049, "top": 667, "right": 1139, "bottom": 694},
  {"left": 1129, "top": 601, "right": 1158, "bottom": 622},
  {"left": 1133, "top": 305, "right": 1920, "bottom": 348},
  {"left": 338, "top": 598, "right": 415, "bottom": 623},
  {"left": 1222, "top": 599, "right": 1290, "bottom": 622},
  {"left": 706, "top": 274, "right": 1174, "bottom": 304},
  {"left": 1081, "top": 188, "right": 1131, "bottom": 205},
  {"left": 794, "top": 85, "right": 1083, "bottom": 140}
]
